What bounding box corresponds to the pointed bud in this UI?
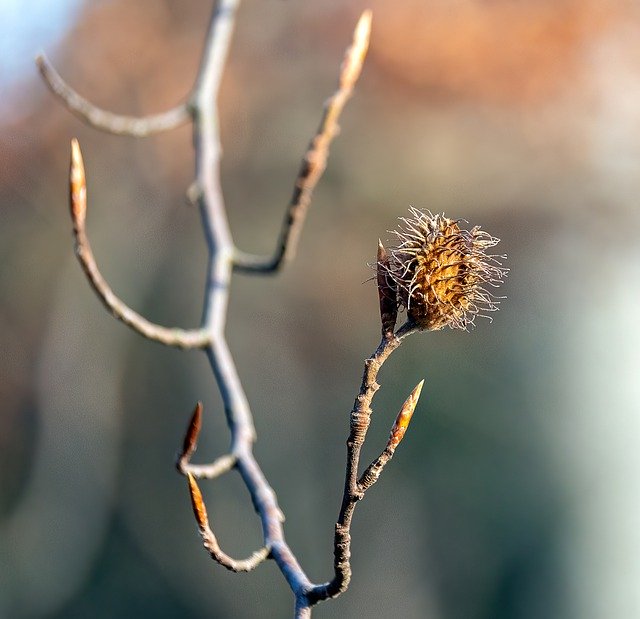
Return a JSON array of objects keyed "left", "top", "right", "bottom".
[
  {"left": 181, "top": 402, "right": 203, "bottom": 462},
  {"left": 69, "top": 138, "right": 86, "bottom": 227},
  {"left": 187, "top": 473, "right": 209, "bottom": 530},
  {"left": 377, "top": 240, "right": 398, "bottom": 337},
  {"left": 387, "top": 380, "right": 424, "bottom": 450},
  {"left": 340, "top": 10, "right": 372, "bottom": 88}
]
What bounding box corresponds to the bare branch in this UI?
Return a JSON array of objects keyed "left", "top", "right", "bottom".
[
  {"left": 69, "top": 139, "right": 211, "bottom": 349},
  {"left": 233, "top": 10, "right": 372, "bottom": 274},
  {"left": 186, "top": 0, "right": 316, "bottom": 603},
  {"left": 187, "top": 474, "right": 270, "bottom": 572},
  {"left": 36, "top": 54, "right": 190, "bottom": 137},
  {"left": 307, "top": 322, "right": 417, "bottom": 604}
]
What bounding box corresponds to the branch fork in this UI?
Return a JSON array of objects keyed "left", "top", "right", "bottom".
[{"left": 44, "top": 4, "right": 429, "bottom": 617}]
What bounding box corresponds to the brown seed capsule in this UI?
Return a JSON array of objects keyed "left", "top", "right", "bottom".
[{"left": 383, "top": 208, "right": 507, "bottom": 330}]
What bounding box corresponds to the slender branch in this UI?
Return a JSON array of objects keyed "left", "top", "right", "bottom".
[
  {"left": 51, "top": 3, "right": 400, "bottom": 616},
  {"left": 186, "top": 0, "right": 316, "bottom": 602},
  {"left": 36, "top": 54, "right": 189, "bottom": 137},
  {"left": 307, "top": 322, "right": 417, "bottom": 604},
  {"left": 233, "top": 10, "right": 372, "bottom": 274},
  {"left": 69, "top": 139, "right": 211, "bottom": 349},
  {"left": 188, "top": 474, "right": 270, "bottom": 572}
]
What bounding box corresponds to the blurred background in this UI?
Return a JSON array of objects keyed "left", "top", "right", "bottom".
[{"left": 2, "top": 0, "right": 640, "bottom": 617}]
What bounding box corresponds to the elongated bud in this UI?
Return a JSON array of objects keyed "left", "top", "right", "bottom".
[
  {"left": 181, "top": 402, "right": 203, "bottom": 462},
  {"left": 377, "top": 240, "right": 398, "bottom": 337},
  {"left": 69, "top": 138, "right": 86, "bottom": 227},
  {"left": 187, "top": 473, "right": 209, "bottom": 530},
  {"left": 340, "top": 10, "right": 372, "bottom": 88},
  {"left": 387, "top": 380, "right": 424, "bottom": 450}
]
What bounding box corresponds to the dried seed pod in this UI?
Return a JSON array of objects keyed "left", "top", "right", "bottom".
[{"left": 383, "top": 208, "right": 507, "bottom": 330}]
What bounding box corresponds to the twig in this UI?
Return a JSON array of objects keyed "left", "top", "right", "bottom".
[
  {"left": 47, "top": 3, "right": 421, "bottom": 616},
  {"left": 307, "top": 322, "right": 419, "bottom": 603},
  {"left": 233, "top": 10, "right": 372, "bottom": 274},
  {"left": 184, "top": 0, "right": 316, "bottom": 605},
  {"left": 69, "top": 139, "right": 211, "bottom": 349},
  {"left": 188, "top": 473, "right": 270, "bottom": 572},
  {"left": 36, "top": 54, "right": 189, "bottom": 137}
]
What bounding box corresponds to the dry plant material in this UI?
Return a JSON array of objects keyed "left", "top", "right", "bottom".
[
  {"left": 42, "top": 2, "right": 506, "bottom": 617},
  {"left": 384, "top": 207, "right": 507, "bottom": 330}
]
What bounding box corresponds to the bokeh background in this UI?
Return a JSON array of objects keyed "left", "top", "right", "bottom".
[{"left": 2, "top": 1, "right": 640, "bottom": 617}]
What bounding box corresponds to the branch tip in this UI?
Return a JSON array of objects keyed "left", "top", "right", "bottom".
[
  {"left": 69, "top": 138, "right": 86, "bottom": 225},
  {"left": 187, "top": 473, "right": 209, "bottom": 530},
  {"left": 388, "top": 379, "right": 424, "bottom": 450},
  {"left": 181, "top": 401, "right": 203, "bottom": 462},
  {"left": 340, "top": 10, "right": 372, "bottom": 88}
]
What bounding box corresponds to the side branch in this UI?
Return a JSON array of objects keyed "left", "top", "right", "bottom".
[
  {"left": 188, "top": 474, "right": 270, "bottom": 572},
  {"left": 308, "top": 322, "right": 419, "bottom": 604},
  {"left": 37, "top": 54, "right": 190, "bottom": 137},
  {"left": 69, "top": 139, "right": 210, "bottom": 349},
  {"left": 233, "top": 10, "right": 372, "bottom": 274}
]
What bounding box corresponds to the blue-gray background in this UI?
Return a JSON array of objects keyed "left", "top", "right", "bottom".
[{"left": 2, "top": 1, "right": 640, "bottom": 618}]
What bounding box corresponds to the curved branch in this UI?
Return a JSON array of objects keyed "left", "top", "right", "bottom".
[
  {"left": 233, "top": 10, "right": 372, "bottom": 274},
  {"left": 176, "top": 402, "right": 237, "bottom": 478},
  {"left": 37, "top": 54, "right": 190, "bottom": 137},
  {"left": 188, "top": 474, "right": 270, "bottom": 572},
  {"left": 69, "top": 139, "right": 210, "bottom": 349}
]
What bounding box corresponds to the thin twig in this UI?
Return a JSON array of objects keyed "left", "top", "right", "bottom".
[
  {"left": 186, "top": 0, "right": 315, "bottom": 601},
  {"left": 307, "top": 322, "right": 418, "bottom": 604},
  {"left": 49, "top": 3, "right": 403, "bottom": 616},
  {"left": 36, "top": 54, "right": 189, "bottom": 137},
  {"left": 233, "top": 10, "right": 372, "bottom": 274},
  {"left": 69, "top": 139, "right": 211, "bottom": 349},
  {"left": 188, "top": 474, "right": 270, "bottom": 572}
]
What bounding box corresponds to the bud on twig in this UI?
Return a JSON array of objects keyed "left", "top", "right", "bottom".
[
  {"left": 358, "top": 380, "right": 424, "bottom": 493},
  {"left": 187, "top": 473, "right": 209, "bottom": 530},
  {"left": 69, "top": 138, "right": 86, "bottom": 227},
  {"left": 179, "top": 402, "right": 203, "bottom": 468},
  {"left": 339, "top": 10, "right": 372, "bottom": 89},
  {"left": 387, "top": 379, "right": 424, "bottom": 451}
]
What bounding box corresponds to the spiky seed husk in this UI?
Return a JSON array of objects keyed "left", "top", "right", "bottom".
[{"left": 383, "top": 208, "right": 507, "bottom": 331}]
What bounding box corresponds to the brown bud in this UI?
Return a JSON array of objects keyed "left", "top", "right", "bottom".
[
  {"left": 187, "top": 473, "right": 209, "bottom": 530},
  {"left": 339, "top": 10, "right": 372, "bottom": 88},
  {"left": 69, "top": 139, "right": 86, "bottom": 227},
  {"left": 181, "top": 402, "right": 203, "bottom": 462},
  {"left": 387, "top": 380, "right": 424, "bottom": 450}
]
